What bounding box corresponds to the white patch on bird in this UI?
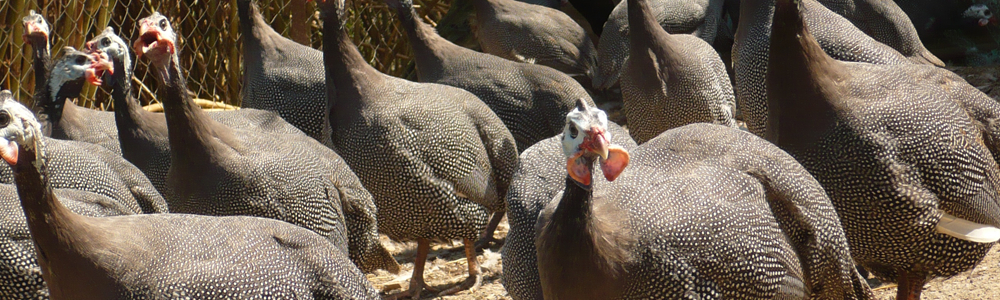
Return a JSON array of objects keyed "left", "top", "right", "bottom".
[
  {"left": 513, "top": 52, "right": 536, "bottom": 64},
  {"left": 936, "top": 210, "right": 1000, "bottom": 243}
]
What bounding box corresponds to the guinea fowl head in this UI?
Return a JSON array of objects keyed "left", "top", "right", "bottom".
[
  {"left": 0, "top": 90, "right": 44, "bottom": 168},
  {"left": 133, "top": 12, "right": 177, "bottom": 68},
  {"left": 562, "top": 99, "right": 629, "bottom": 188},
  {"left": 22, "top": 10, "right": 49, "bottom": 48},
  {"left": 85, "top": 27, "right": 130, "bottom": 87},
  {"left": 50, "top": 47, "right": 114, "bottom": 95}
]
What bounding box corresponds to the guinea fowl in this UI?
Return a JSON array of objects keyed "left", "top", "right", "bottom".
[
  {"left": 816, "top": 0, "right": 944, "bottom": 66},
  {"left": 501, "top": 117, "right": 638, "bottom": 300},
  {"left": 471, "top": 0, "right": 598, "bottom": 85},
  {"left": 237, "top": 0, "right": 332, "bottom": 147},
  {"left": 23, "top": 11, "right": 121, "bottom": 153},
  {"left": 765, "top": 0, "right": 1000, "bottom": 299},
  {"left": 320, "top": 0, "right": 518, "bottom": 297},
  {"left": 593, "top": 0, "right": 726, "bottom": 90},
  {"left": 530, "top": 100, "right": 869, "bottom": 299},
  {"left": 26, "top": 12, "right": 302, "bottom": 156},
  {"left": 0, "top": 90, "right": 140, "bottom": 299},
  {"left": 132, "top": 12, "right": 399, "bottom": 274},
  {"left": 733, "top": 0, "right": 911, "bottom": 137},
  {"left": 388, "top": 0, "right": 590, "bottom": 153},
  {"left": 2, "top": 49, "right": 168, "bottom": 215},
  {"left": 22, "top": 10, "right": 50, "bottom": 109},
  {"left": 620, "top": 0, "right": 736, "bottom": 144},
  {"left": 0, "top": 181, "right": 135, "bottom": 299},
  {"left": 82, "top": 27, "right": 301, "bottom": 195},
  {"left": 0, "top": 93, "right": 380, "bottom": 299}
]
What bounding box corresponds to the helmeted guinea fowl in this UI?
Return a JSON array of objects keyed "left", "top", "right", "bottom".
[
  {"left": 765, "top": 0, "right": 1000, "bottom": 299},
  {"left": 388, "top": 0, "right": 580, "bottom": 247},
  {"left": 501, "top": 116, "right": 637, "bottom": 300},
  {"left": 238, "top": 0, "right": 332, "bottom": 147},
  {"left": 472, "top": 0, "right": 598, "bottom": 85},
  {"left": 0, "top": 180, "right": 135, "bottom": 299},
  {"left": 0, "top": 90, "right": 140, "bottom": 299},
  {"left": 22, "top": 10, "right": 50, "bottom": 110},
  {"left": 528, "top": 100, "right": 869, "bottom": 299},
  {"left": 388, "top": 0, "right": 592, "bottom": 152},
  {"left": 132, "top": 12, "right": 398, "bottom": 274},
  {"left": 594, "top": 0, "right": 725, "bottom": 91},
  {"left": 25, "top": 12, "right": 303, "bottom": 156},
  {"left": 82, "top": 27, "right": 301, "bottom": 195},
  {"left": 815, "top": 0, "right": 944, "bottom": 66},
  {"left": 620, "top": 0, "right": 736, "bottom": 144},
  {"left": 3, "top": 48, "right": 168, "bottom": 215},
  {"left": 23, "top": 12, "right": 121, "bottom": 153},
  {"left": 733, "top": 0, "right": 911, "bottom": 137},
  {"left": 320, "top": 0, "right": 518, "bottom": 297},
  {"left": 0, "top": 93, "right": 380, "bottom": 300}
]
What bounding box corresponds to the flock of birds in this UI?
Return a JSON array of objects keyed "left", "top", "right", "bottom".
[{"left": 1, "top": 0, "right": 999, "bottom": 299}]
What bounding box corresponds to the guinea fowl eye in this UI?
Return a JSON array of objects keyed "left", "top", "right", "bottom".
[
  {"left": 569, "top": 126, "right": 579, "bottom": 139},
  {"left": 75, "top": 55, "right": 88, "bottom": 65},
  {"left": 159, "top": 19, "right": 167, "bottom": 29},
  {"left": 101, "top": 38, "right": 110, "bottom": 47},
  {"left": 0, "top": 111, "right": 11, "bottom": 128}
]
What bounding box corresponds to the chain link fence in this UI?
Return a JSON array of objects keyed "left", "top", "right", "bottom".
[{"left": 1, "top": 0, "right": 469, "bottom": 111}]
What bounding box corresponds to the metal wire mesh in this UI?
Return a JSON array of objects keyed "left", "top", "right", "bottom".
[{"left": 0, "top": 0, "right": 468, "bottom": 111}]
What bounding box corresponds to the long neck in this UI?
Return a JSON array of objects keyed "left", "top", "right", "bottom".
[
  {"left": 538, "top": 176, "right": 625, "bottom": 299},
  {"left": 628, "top": 0, "right": 683, "bottom": 70},
  {"left": 765, "top": 0, "right": 847, "bottom": 149},
  {"left": 112, "top": 54, "right": 164, "bottom": 150},
  {"left": 13, "top": 144, "right": 89, "bottom": 262},
  {"left": 238, "top": 0, "right": 267, "bottom": 63},
  {"left": 394, "top": 3, "right": 448, "bottom": 80},
  {"left": 153, "top": 56, "right": 226, "bottom": 164},
  {"left": 322, "top": 5, "right": 379, "bottom": 127},
  {"left": 30, "top": 38, "right": 51, "bottom": 109},
  {"left": 29, "top": 38, "right": 55, "bottom": 134}
]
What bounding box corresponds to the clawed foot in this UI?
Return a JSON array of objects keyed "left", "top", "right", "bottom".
[
  {"left": 438, "top": 273, "right": 482, "bottom": 296},
  {"left": 386, "top": 278, "right": 440, "bottom": 300},
  {"left": 473, "top": 235, "right": 501, "bottom": 250}
]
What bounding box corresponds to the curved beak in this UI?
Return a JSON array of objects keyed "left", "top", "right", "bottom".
[
  {"left": 133, "top": 23, "right": 173, "bottom": 59},
  {"left": 581, "top": 125, "right": 610, "bottom": 160}
]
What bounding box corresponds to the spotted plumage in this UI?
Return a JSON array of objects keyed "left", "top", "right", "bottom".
[
  {"left": 620, "top": 0, "right": 736, "bottom": 144},
  {"left": 501, "top": 119, "right": 637, "bottom": 300},
  {"left": 816, "top": 0, "right": 944, "bottom": 66},
  {"left": 134, "top": 12, "right": 398, "bottom": 274},
  {"left": 519, "top": 100, "right": 868, "bottom": 299},
  {"left": 765, "top": 1, "right": 1000, "bottom": 298},
  {"left": 25, "top": 14, "right": 304, "bottom": 156},
  {"left": 0, "top": 178, "right": 135, "bottom": 299},
  {"left": 594, "top": 0, "right": 725, "bottom": 90},
  {"left": 321, "top": 0, "right": 518, "bottom": 297},
  {"left": 388, "top": 0, "right": 591, "bottom": 153},
  {"left": 472, "top": 0, "right": 598, "bottom": 85},
  {"left": 2, "top": 54, "right": 168, "bottom": 215},
  {"left": 238, "top": 0, "right": 333, "bottom": 147},
  {"left": 733, "top": 0, "right": 913, "bottom": 137},
  {"left": 0, "top": 91, "right": 378, "bottom": 299}
]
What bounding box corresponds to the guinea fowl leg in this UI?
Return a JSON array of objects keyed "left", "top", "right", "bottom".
[
  {"left": 474, "top": 212, "right": 505, "bottom": 249},
  {"left": 895, "top": 269, "right": 927, "bottom": 300},
  {"left": 389, "top": 238, "right": 439, "bottom": 300},
  {"left": 439, "top": 238, "right": 483, "bottom": 296}
]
